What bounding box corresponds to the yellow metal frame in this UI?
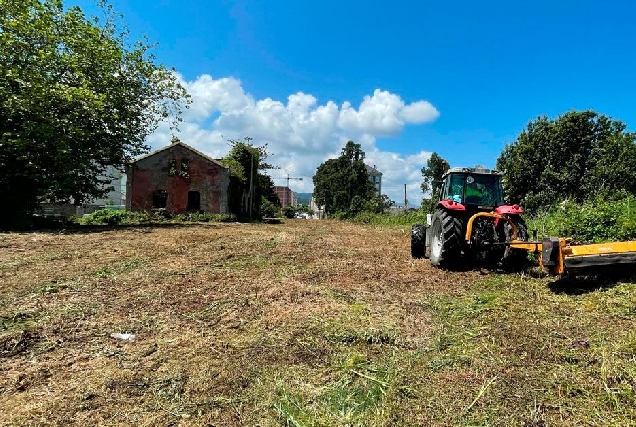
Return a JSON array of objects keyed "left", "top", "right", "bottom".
[
  {"left": 463, "top": 212, "right": 636, "bottom": 275},
  {"left": 465, "top": 212, "right": 514, "bottom": 241},
  {"left": 465, "top": 212, "right": 539, "bottom": 251}
]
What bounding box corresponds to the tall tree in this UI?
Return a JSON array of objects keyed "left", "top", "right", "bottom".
[
  {"left": 222, "top": 138, "right": 276, "bottom": 218},
  {"left": 420, "top": 152, "right": 450, "bottom": 197},
  {"left": 313, "top": 141, "right": 375, "bottom": 217},
  {"left": 0, "top": 0, "right": 189, "bottom": 224},
  {"left": 497, "top": 110, "right": 636, "bottom": 213}
]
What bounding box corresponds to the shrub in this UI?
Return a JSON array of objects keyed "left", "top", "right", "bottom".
[
  {"left": 281, "top": 206, "right": 297, "bottom": 219},
  {"left": 80, "top": 209, "right": 237, "bottom": 225},
  {"left": 526, "top": 196, "right": 636, "bottom": 243},
  {"left": 260, "top": 198, "right": 279, "bottom": 218},
  {"left": 350, "top": 210, "right": 429, "bottom": 226},
  {"left": 80, "top": 209, "right": 152, "bottom": 225}
]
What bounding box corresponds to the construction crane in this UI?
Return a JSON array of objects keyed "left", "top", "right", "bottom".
[{"left": 276, "top": 174, "right": 303, "bottom": 207}]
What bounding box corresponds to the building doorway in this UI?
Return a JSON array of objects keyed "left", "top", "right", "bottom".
[{"left": 187, "top": 191, "right": 201, "bottom": 211}]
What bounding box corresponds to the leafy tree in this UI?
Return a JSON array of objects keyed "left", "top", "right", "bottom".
[
  {"left": 222, "top": 137, "right": 277, "bottom": 219},
  {"left": 312, "top": 141, "right": 376, "bottom": 217},
  {"left": 364, "top": 194, "right": 395, "bottom": 213},
  {"left": 420, "top": 152, "right": 450, "bottom": 196},
  {"left": 420, "top": 152, "right": 449, "bottom": 212},
  {"left": 0, "top": 0, "right": 189, "bottom": 224},
  {"left": 497, "top": 110, "right": 636, "bottom": 214}
]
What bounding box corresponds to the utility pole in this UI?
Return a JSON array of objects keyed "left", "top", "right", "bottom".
[
  {"left": 404, "top": 184, "right": 408, "bottom": 210},
  {"left": 248, "top": 154, "right": 254, "bottom": 219}
]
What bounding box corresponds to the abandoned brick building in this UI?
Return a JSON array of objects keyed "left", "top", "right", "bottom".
[{"left": 126, "top": 142, "right": 230, "bottom": 214}]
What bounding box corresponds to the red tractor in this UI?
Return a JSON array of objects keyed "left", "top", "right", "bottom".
[{"left": 411, "top": 166, "right": 530, "bottom": 270}]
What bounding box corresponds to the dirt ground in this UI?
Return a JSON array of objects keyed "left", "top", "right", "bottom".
[{"left": 1, "top": 220, "right": 635, "bottom": 426}]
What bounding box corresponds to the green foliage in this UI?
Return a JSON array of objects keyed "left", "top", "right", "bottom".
[
  {"left": 259, "top": 197, "right": 279, "bottom": 218},
  {"left": 0, "top": 0, "right": 189, "bottom": 225},
  {"left": 221, "top": 137, "right": 277, "bottom": 218},
  {"left": 421, "top": 152, "right": 450, "bottom": 197},
  {"left": 420, "top": 198, "right": 436, "bottom": 213},
  {"left": 351, "top": 210, "right": 429, "bottom": 226},
  {"left": 497, "top": 110, "right": 636, "bottom": 214},
  {"left": 79, "top": 209, "right": 236, "bottom": 225},
  {"left": 80, "top": 209, "right": 152, "bottom": 225},
  {"left": 526, "top": 195, "right": 636, "bottom": 243},
  {"left": 281, "top": 205, "right": 297, "bottom": 219},
  {"left": 362, "top": 194, "right": 396, "bottom": 214},
  {"left": 313, "top": 141, "right": 376, "bottom": 217}
]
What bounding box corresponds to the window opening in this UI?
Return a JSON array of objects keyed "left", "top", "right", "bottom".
[{"left": 152, "top": 190, "right": 168, "bottom": 208}]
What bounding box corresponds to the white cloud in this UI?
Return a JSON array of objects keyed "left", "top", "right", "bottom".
[
  {"left": 148, "top": 74, "right": 440, "bottom": 206},
  {"left": 337, "top": 89, "right": 439, "bottom": 136}
]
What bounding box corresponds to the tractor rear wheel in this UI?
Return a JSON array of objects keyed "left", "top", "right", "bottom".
[
  {"left": 429, "top": 209, "right": 463, "bottom": 269},
  {"left": 501, "top": 216, "right": 529, "bottom": 271},
  {"left": 411, "top": 224, "right": 427, "bottom": 258}
]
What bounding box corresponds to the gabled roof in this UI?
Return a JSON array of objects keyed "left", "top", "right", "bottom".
[
  {"left": 365, "top": 164, "right": 382, "bottom": 176},
  {"left": 133, "top": 141, "right": 228, "bottom": 168}
]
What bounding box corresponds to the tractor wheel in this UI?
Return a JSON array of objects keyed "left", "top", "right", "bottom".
[
  {"left": 411, "top": 224, "right": 427, "bottom": 258},
  {"left": 502, "top": 216, "right": 529, "bottom": 271},
  {"left": 429, "top": 209, "right": 463, "bottom": 269}
]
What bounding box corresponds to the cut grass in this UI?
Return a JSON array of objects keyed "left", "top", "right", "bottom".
[{"left": 1, "top": 220, "right": 636, "bottom": 425}]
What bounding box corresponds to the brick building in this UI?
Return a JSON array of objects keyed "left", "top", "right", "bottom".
[
  {"left": 126, "top": 142, "right": 230, "bottom": 213},
  {"left": 275, "top": 186, "right": 297, "bottom": 207}
]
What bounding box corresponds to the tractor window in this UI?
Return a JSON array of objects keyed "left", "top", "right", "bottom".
[
  {"left": 444, "top": 174, "right": 465, "bottom": 203},
  {"left": 465, "top": 175, "right": 503, "bottom": 206}
]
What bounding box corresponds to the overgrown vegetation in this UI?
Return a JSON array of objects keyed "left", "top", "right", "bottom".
[
  {"left": 527, "top": 195, "right": 636, "bottom": 243},
  {"left": 497, "top": 110, "right": 636, "bottom": 214},
  {"left": 221, "top": 137, "right": 280, "bottom": 219},
  {"left": 350, "top": 210, "right": 428, "bottom": 226},
  {"left": 79, "top": 209, "right": 237, "bottom": 225}
]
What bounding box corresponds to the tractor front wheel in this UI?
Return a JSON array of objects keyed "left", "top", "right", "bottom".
[
  {"left": 411, "top": 224, "right": 427, "bottom": 258},
  {"left": 429, "top": 209, "right": 463, "bottom": 269}
]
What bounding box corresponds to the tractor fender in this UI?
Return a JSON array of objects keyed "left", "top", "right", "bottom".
[
  {"left": 495, "top": 204, "right": 524, "bottom": 215},
  {"left": 438, "top": 200, "right": 466, "bottom": 211}
]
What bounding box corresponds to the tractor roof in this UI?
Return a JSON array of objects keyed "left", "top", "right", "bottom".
[{"left": 442, "top": 165, "right": 503, "bottom": 178}]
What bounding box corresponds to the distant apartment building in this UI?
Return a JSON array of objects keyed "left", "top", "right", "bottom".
[
  {"left": 366, "top": 164, "right": 382, "bottom": 196},
  {"left": 275, "top": 186, "right": 298, "bottom": 207},
  {"left": 309, "top": 196, "right": 326, "bottom": 219}
]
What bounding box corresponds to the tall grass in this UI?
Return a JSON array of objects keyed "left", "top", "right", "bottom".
[
  {"left": 527, "top": 196, "right": 636, "bottom": 243},
  {"left": 350, "top": 210, "right": 428, "bottom": 226}
]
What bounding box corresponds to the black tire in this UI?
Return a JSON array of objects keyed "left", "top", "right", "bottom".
[
  {"left": 429, "top": 209, "right": 464, "bottom": 269},
  {"left": 501, "top": 216, "right": 529, "bottom": 271},
  {"left": 411, "top": 224, "right": 427, "bottom": 258}
]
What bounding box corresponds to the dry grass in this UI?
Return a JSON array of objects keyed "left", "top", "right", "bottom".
[{"left": 1, "top": 220, "right": 636, "bottom": 426}]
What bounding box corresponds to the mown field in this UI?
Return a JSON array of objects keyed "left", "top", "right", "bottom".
[{"left": 2, "top": 220, "right": 636, "bottom": 426}]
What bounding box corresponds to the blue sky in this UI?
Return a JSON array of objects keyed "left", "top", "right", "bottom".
[{"left": 71, "top": 0, "right": 636, "bottom": 205}]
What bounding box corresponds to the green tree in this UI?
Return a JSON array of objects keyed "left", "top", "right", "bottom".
[
  {"left": 0, "top": 0, "right": 189, "bottom": 224},
  {"left": 420, "top": 152, "right": 449, "bottom": 211},
  {"left": 313, "top": 141, "right": 375, "bottom": 217},
  {"left": 364, "top": 194, "right": 395, "bottom": 213},
  {"left": 222, "top": 138, "right": 277, "bottom": 219},
  {"left": 420, "top": 152, "right": 450, "bottom": 196},
  {"left": 496, "top": 110, "right": 636, "bottom": 214}
]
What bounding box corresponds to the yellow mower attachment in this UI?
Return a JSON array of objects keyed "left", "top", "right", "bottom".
[{"left": 540, "top": 238, "right": 636, "bottom": 275}]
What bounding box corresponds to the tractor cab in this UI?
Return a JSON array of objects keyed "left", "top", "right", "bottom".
[{"left": 439, "top": 166, "right": 504, "bottom": 208}]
